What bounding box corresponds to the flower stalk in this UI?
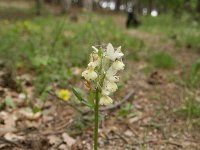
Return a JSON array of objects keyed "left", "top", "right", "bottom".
[{"left": 94, "top": 88, "right": 99, "bottom": 150}]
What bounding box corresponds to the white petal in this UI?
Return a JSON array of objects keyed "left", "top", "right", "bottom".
[
  {"left": 102, "top": 89, "right": 110, "bottom": 95},
  {"left": 102, "top": 80, "right": 118, "bottom": 95},
  {"left": 104, "top": 80, "right": 118, "bottom": 93},
  {"left": 106, "top": 67, "right": 117, "bottom": 78},
  {"left": 99, "top": 95, "right": 113, "bottom": 105},
  {"left": 89, "top": 53, "right": 100, "bottom": 68},
  {"left": 114, "top": 46, "right": 124, "bottom": 60},
  {"left": 88, "top": 62, "right": 96, "bottom": 68},
  {"left": 88, "top": 61, "right": 100, "bottom": 69},
  {"left": 82, "top": 69, "right": 97, "bottom": 81},
  {"left": 92, "top": 46, "right": 99, "bottom": 53},
  {"left": 105, "top": 43, "right": 115, "bottom": 61},
  {"left": 112, "top": 60, "right": 125, "bottom": 71},
  {"left": 107, "top": 76, "right": 120, "bottom": 82}
]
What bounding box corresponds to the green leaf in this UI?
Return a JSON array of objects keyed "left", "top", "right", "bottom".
[
  {"left": 72, "top": 87, "right": 93, "bottom": 108},
  {"left": 72, "top": 87, "right": 86, "bottom": 102},
  {"left": 5, "top": 97, "right": 16, "bottom": 109}
]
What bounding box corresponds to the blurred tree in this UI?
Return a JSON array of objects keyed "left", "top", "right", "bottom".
[
  {"left": 60, "top": 0, "right": 72, "bottom": 13},
  {"left": 35, "top": 0, "right": 43, "bottom": 15},
  {"left": 197, "top": 0, "right": 200, "bottom": 12},
  {"left": 115, "top": 0, "right": 122, "bottom": 11},
  {"left": 148, "top": 0, "right": 153, "bottom": 14},
  {"left": 184, "top": 0, "right": 192, "bottom": 12},
  {"left": 83, "top": 0, "right": 93, "bottom": 11},
  {"left": 136, "top": 0, "right": 142, "bottom": 14}
]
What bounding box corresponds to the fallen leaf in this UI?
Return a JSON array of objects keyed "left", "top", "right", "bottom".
[
  {"left": 47, "top": 135, "right": 61, "bottom": 145},
  {"left": 4, "top": 132, "right": 24, "bottom": 141},
  {"left": 62, "top": 133, "right": 76, "bottom": 147},
  {"left": 0, "top": 112, "right": 17, "bottom": 136},
  {"left": 129, "top": 112, "right": 143, "bottom": 123},
  {"left": 59, "top": 144, "right": 69, "bottom": 150}
]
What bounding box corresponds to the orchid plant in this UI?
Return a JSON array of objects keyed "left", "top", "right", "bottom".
[{"left": 73, "top": 43, "right": 125, "bottom": 150}]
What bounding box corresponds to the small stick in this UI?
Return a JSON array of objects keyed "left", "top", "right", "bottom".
[
  {"left": 165, "top": 140, "right": 183, "bottom": 148},
  {"left": 0, "top": 137, "right": 25, "bottom": 149},
  {"left": 100, "top": 90, "right": 134, "bottom": 111}
]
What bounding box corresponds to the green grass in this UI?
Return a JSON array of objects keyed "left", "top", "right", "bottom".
[
  {"left": 184, "top": 59, "right": 200, "bottom": 89},
  {"left": 177, "top": 97, "right": 200, "bottom": 119},
  {"left": 0, "top": 13, "right": 142, "bottom": 95},
  {"left": 149, "top": 52, "right": 176, "bottom": 69},
  {"left": 139, "top": 14, "right": 200, "bottom": 50},
  {"left": 189, "top": 60, "right": 200, "bottom": 88}
]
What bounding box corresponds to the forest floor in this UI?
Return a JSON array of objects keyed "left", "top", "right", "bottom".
[{"left": 0, "top": 10, "right": 200, "bottom": 150}]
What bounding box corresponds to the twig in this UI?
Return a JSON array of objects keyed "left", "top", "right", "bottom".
[
  {"left": 100, "top": 90, "right": 135, "bottom": 111},
  {"left": 134, "top": 139, "right": 157, "bottom": 146},
  {"left": 114, "top": 132, "right": 129, "bottom": 144},
  {"left": 165, "top": 140, "right": 183, "bottom": 148},
  {"left": 0, "top": 137, "right": 25, "bottom": 149}
]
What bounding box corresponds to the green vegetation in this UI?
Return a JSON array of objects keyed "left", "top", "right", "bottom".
[
  {"left": 0, "top": 14, "right": 142, "bottom": 95},
  {"left": 188, "top": 59, "right": 200, "bottom": 88},
  {"left": 178, "top": 96, "right": 200, "bottom": 120},
  {"left": 149, "top": 51, "right": 176, "bottom": 69},
  {"left": 139, "top": 14, "right": 200, "bottom": 50},
  {"left": 118, "top": 103, "right": 135, "bottom": 118}
]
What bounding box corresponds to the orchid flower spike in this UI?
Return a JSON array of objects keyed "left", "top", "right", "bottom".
[{"left": 82, "top": 43, "right": 125, "bottom": 105}]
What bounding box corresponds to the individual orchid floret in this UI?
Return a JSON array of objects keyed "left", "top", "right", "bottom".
[
  {"left": 99, "top": 95, "right": 113, "bottom": 105},
  {"left": 82, "top": 67, "right": 98, "bottom": 81},
  {"left": 88, "top": 53, "right": 101, "bottom": 68},
  {"left": 103, "top": 80, "right": 118, "bottom": 93},
  {"left": 112, "top": 60, "right": 125, "bottom": 71},
  {"left": 105, "top": 43, "right": 124, "bottom": 61}
]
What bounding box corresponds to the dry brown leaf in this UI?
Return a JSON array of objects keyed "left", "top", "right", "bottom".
[
  {"left": 129, "top": 112, "right": 143, "bottom": 123},
  {"left": 18, "top": 109, "right": 42, "bottom": 121},
  {"left": 124, "top": 130, "right": 133, "bottom": 137},
  {"left": 4, "top": 132, "right": 25, "bottom": 141},
  {"left": 47, "top": 135, "right": 62, "bottom": 145},
  {"left": 62, "top": 132, "right": 76, "bottom": 147},
  {"left": 0, "top": 112, "right": 17, "bottom": 136},
  {"left": 59, "top": 144, "right": 69, "bottom": 150}
]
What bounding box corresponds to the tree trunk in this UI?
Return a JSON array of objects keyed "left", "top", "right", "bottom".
[
  {"left": 83, "top": 0, "right": 93, "bottom": 11},
  {"left": 197, "top": 0, "right": 200, "bottom": 13},
  {"left": 115, "top": 0, "right": 121, "bottom": 12},
  {"left": 184, "top": 0, "right": 192, "bottom": 12},
  {"left": 148, "top": 0, "right": 153, "bottom": 14},
  {"left": 60, "top": 0, "right": 72, "bottom": 13},
  {"left": 135, "top": 0, "right": 142, "bottom": 14},
  {"left": 35, "top": 0, "right": 42, "bottom": 15}
]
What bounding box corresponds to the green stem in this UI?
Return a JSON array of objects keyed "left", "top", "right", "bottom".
[{"left": 94, "top": 88, "right": 99, "bottom": 150}]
